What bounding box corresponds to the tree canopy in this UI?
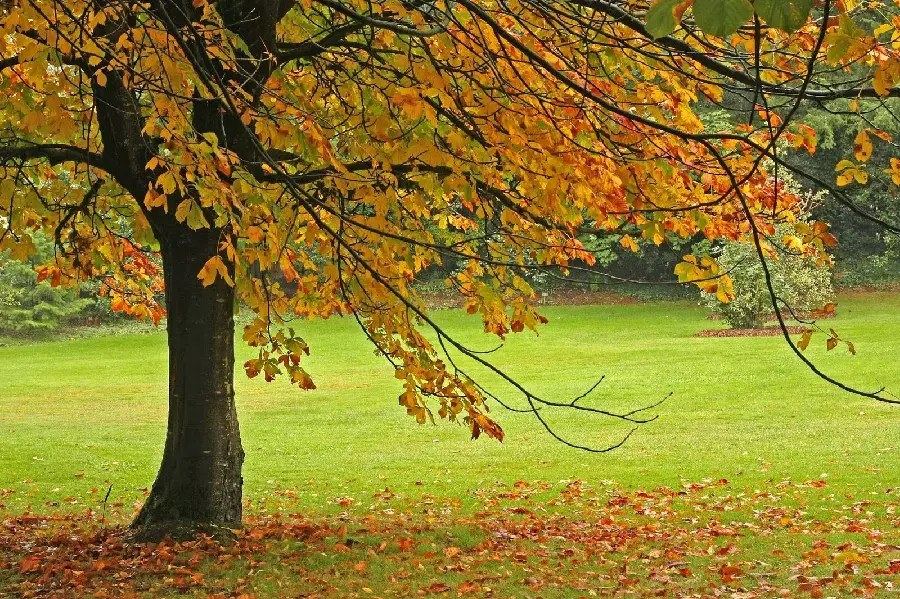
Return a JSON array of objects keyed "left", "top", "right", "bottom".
[{"left": 2, "top": 0, "right": 899, "bottom": 528}]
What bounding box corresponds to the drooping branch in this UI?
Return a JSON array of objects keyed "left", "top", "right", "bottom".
[{"left": 568, "top": 0, "right": 900, "bottom": 100}]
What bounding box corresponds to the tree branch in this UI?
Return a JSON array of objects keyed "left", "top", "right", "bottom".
[
  {"left": 0, "top": 143, "right": 105, "bottom": 167},
  {"left": 277, "top": 23, "right": 366, "bottom": 62},
  {"left": 0, "top": 56, "right": 19, "bottom": 72}
]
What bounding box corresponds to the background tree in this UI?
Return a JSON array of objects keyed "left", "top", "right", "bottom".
[
  {"left": 0, "top": 232, "right": 91, "bottom": 333},
  {"left": 1, "top": 0, "right": 899, "bottom": 534}
]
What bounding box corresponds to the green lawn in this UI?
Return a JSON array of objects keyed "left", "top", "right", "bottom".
[
  {"left": 0, "top": 293, "right": 898, "bottom": 597},
  {"left": 1, "top": 292, "right": 897, "bottom": 514},
  {"left": 0, "top": 294, "right": 900, "bottom": 510}
]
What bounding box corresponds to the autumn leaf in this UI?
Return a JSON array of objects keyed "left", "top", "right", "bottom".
[
  {"left": 835, "top": 160, "right": 868, "bottom": 186},
  {"left": 457, "top": 580, "right": 479, "bottom": 594},
  {"left": 619, "top": 234, "right": 638, "bottom": 252},
  {"left": 424, "top": 582, "right": 451, "bottom": 594},
  {"left": 197, "top": 256, "right": 234, "bottom": 287},
  {"left": 797, "top": 330, "right": 813, "bottom": 351},
  {"left": 853, "top": 130, "right": 873, "bottom": 162},
  {"left": 884, "top": 158, "right": 900, "bottom": 185}
]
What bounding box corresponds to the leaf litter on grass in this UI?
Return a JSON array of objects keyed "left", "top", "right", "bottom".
[{"left": 0, "top": 479, "right": 898, "bottom": 598}]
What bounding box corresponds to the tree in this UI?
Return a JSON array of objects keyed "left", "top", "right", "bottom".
[
  {"left": 1, "top": 0, "right": 899, "bottom": 533},
  {"left": 0, "top": 232, "right": 89, "bottom": 333}
]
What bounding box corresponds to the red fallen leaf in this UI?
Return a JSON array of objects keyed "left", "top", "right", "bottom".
[
  {"left": 719, "top": 564, "right": 744, "bottom": 578},
  {"left": 424, "top": 582, "right": 451, "bottom": 594},
  {"left": 92, "top": 559, "right": 109, "bottom": 572},
  {"left": 397, "top": 538, "right": 415, "bottom": 551},
  {"left": 716, "top": 543, "right": 738, "bottom": 555},
  {"left": 458, "top": 581, "right": 479, "bottom": 595},
  {"left": 890, "top": 560, "right": 900, "bottom": 574},
  {"left": 74, "top": 472, "right": 85, "bottom": 478},
  {"left": 809, "top": 480, "right": 828, "bottom": 488},
  {"left": 444, "top": 546, "right": 461, "bottom": 558},
  {"left": 19, "top": 556, "right": 40, "bottom": 574},
  {"left": 354, "top": 560, "right": 367, "bottom": 572},
  {"left": 678, "top": 567, "right": 693, "bottom": 577}
]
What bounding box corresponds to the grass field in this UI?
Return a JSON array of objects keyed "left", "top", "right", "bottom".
[{"left": 1, "top": 292, "right": 898, "bottom": 597}]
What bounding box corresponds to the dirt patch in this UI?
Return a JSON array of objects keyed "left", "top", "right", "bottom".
[
  {"left": 536, "top": 289, "right": 639, "bottom": 306},
  {"left": 419, "top": 289, "right": 639, "bottom": 310},
  {"left": 693, "top": 326, "right": 810, "bottom": 338},
  {"left": 834, "top": 284, "right": 900, "bottom": 295},
  {"left": 705, "top": 311, "right": 837, "bottom": 321}
]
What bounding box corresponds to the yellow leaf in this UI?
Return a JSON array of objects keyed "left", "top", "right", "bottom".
[
  {"left": 197, "top": 256, "right": 220, "bottom": 287},
  {"left": 158, "top": 171, "right": 177, "bottom": 195},
  {"left": 197, "top": 255, "right": 234, "bottom": 287},
  {"left": 186, "top": 201, "right": 210, "bottom": 230},
  {"left": 853, "top": 130, "right": 873, "bottom": 162},
  {"left": 884, "top": 158, "right": 900, "bottom": 185},
  {"left": 175, "top": 199, "right": 192, "bottom": 223},
  {"left": 835, "top": 159, "right": 856, "bottom": 171},
  {"left": 248, "top": 226, "right": 265, "bottom": 243},
  {"left": 619, "top": 234, "right": 638, "bottom": 252}
]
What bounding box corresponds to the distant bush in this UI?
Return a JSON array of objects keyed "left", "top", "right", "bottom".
[
  {"left": 701, "top": 228, "right": 834, "bottom": 329},
  {"left": 833, "top": 233, "right": 900, "bottom": 288}
]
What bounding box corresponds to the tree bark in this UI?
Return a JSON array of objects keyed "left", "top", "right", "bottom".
[{"left": 132, "top": 226, "right": 244, "bottom": 530}]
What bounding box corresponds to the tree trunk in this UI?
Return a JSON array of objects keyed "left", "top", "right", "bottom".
[{"left": 132, "top": 227, "right": 244, "bottom": 531}]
